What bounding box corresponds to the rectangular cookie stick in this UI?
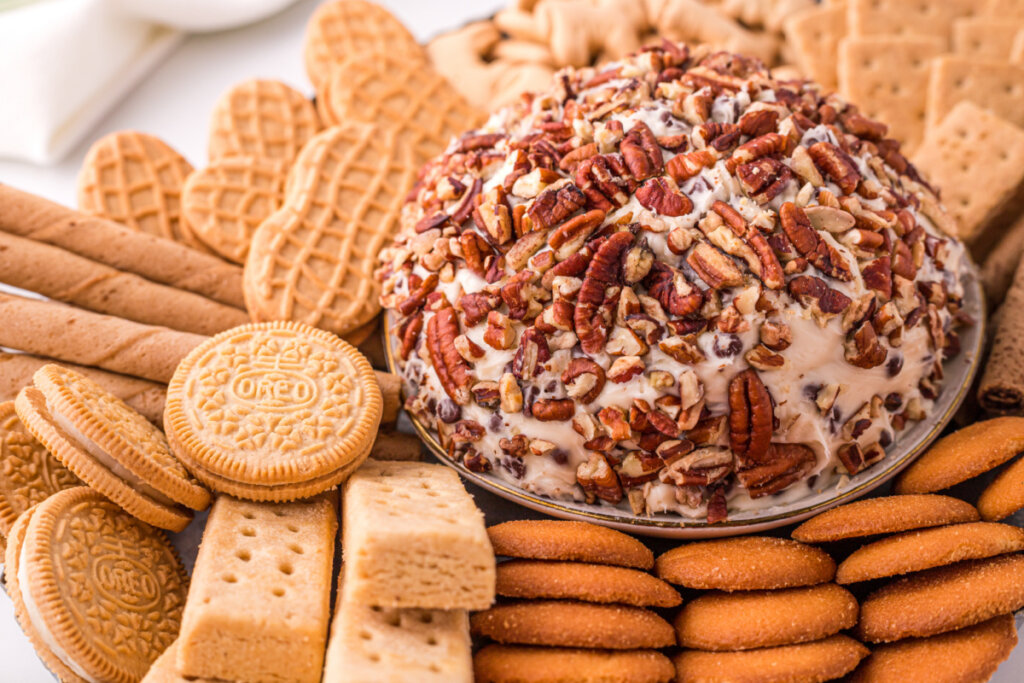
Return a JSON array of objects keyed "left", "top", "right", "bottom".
[
  {"left": 177, "top": 494, "right": 338, "bottom": 683},
  {"left": 342, "top": 460, "right": 495, "bottom": 610},
  {"left": 142, "top": 641, "right": 215, "bottom": 683},
  {"left": 322, "top": 573, "right": 472, "bottom": 683}
]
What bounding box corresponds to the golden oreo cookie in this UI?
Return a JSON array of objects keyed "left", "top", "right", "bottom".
[
  {"left": 208, "top": 79, "right": 321, "bottom": 164},
  {"left": 495, "top": 560, "right": 681, "bottom": 608},
  {"left": 836, "top": 522, "right": 1024, "bottom": 584},
  {"left": 470, "top": 601, "right": 675, "bottom": 649},
  {"left": 164, "top": 322, "right": 382, "bottom": 501},
  {"left": 487, "top": 520, "right": 654, "bottom": 569},
  {"left": 0, "top": 400, "right": 79, "bottom": 536},
  {"left": 856, "top": 553, "right": 1024, "bottom": 642},
  {"left": 5, "top": 487, "right": 188, "bottom": 683},
  {"left": 303, "top": 0, "right": 424, "bottom": 91},
  {"left": 656, "top": 537, "right": 835, "bottom": 590},
  {"left": 792, "top": 494, "right": 980, "bottom": 543},
  {"left": 849, "top": 615, "right": 1017, "bottom": 683},
  {"left": 674, "top": 584, "right": 859, "bottom": 651},
  {"left": 894, "top": 417, "right": 1024, "bottom": 494},
  {"left": 473, "top": 645, "right": 675, "bottom": 683},
  {"left": 15, "top": 365, "right": 209, "bottom": 532},
  {"left": 674, "top": 635, "right": 869, "bottom": 683},
  {"left": 977, "top": 456, "right": 1024, "bottom": 521}
]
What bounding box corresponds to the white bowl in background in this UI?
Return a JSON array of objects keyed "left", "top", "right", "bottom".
[{"left": 112, "top": 0, "right": 300, "bottom": 32}]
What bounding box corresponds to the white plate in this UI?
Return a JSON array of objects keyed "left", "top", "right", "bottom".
[{"left": 386, "top": 260, "right": 985, "bottom": 538}]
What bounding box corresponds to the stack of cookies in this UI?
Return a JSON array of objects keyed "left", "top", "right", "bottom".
[
  {"left": 793, "top": 493, "right": 1024, "bottom": 681},
  {"left": 473, "top": 520, "right": 677, "bottom": 683},
  {"left": 656, "top": 536, "right": 868, "bottom": 682}
]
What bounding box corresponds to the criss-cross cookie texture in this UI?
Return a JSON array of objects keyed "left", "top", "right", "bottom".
[{"left": 208, "top": 79, "right": 321, "bottom": 164}]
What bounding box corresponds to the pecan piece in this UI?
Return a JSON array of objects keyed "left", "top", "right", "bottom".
[
  {"left": 645, "top": 262, "right": 703, "bottom": 316},
  {"left": 512, "top": 327, "right": 551, "bottom": 379},
  {"left": 728, "top": 369, "right": 774, "bottom": 465},
  {"left": 484, "top": 310, "right": 516, "bottom": 350},
  {"left": 636, "top": 177, "right": 693, "bottom": 217},
  {"left": 562, "top": 357, "right": 607, "bottom": 403},
  {"left": 396, "top": 313, "right": 422, "bottom": 361},
  {"left": 548, "top": 209, "right": 606, "bottom": 261},
  {"left": 575, "top": 155, "right": 633, "bottom": 210},
  {"left": 426, "top": 306, "right": 473, "bottom": 405},
  {"left": 808, "top": 142, "right": 861, "bottom": 194},
  {"left": 459, "top": 232, "right": 492, "bottom": 278},
  {"left": 738, "top": 109, "right": 779, "bottom": 137},
  {"left": 532, "top": 398, "right": 575, "bottom": 422},
  {"left": 726, "top": 133, "right": 788, "bottom": 173},
  {"left": 617, "top": 452, "right": 665, "bottom": 488},
  {"left": 575, "top": 231, "right": 634, "bottom": 354},
  {"left": 845, "top": 320, "right": 887, "bottom": 369},
  {"left": 737, "top": 443, "right": 816, "bottom": 498},
  {"left": 779, "top": 202, "right": 852, "bottom": 281},
  {"left": 505, "top": 229, "right": 550, "bottom": 271},
  {"left": 861, "top": 256, "right": 893, "bottom": 300},
  {"left": 788, "top": 275, "right": 852, "bottom": 321},
  {"left": 397, "top": 272, "right": 439, "bottom": 316},
  {"left": 666, "top": 149, "right": 718, "bottom": 182},
  {"left": 526, "top": 183, "right": 586, "bottom": 231},
  {"left": 687, "top": 243, "right": 744, "bottom": 289},
  {"left": 458, "top": 292, "right": 499, "bottom": 327},
  {"left": 474, "top": 185, "right": 513, "bottom": 245},
  {"left": 736, "top": 158, "right": 793, "bottom": 204},
  {"left": 577, "top": 453, "right": 623, "bottom": 504},
  {"left": 659, "top": 446, "right": 732, "bottom": 487},
  {"left": 837, "top": 441, "right": 885, "bottom": 475},
  {"left": 620, "top": 121, "right": 664, "bottom": 180}
]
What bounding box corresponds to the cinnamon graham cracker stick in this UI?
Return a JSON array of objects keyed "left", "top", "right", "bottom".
[
  {"left": 0, "top": 184, "right": 246, "bottom": 309},
  {"left": 0, "top": 232, "right": 248, "bottom": 335},
  {"left": 979, "top": 257, "right": 1024, "bottom": 414}
]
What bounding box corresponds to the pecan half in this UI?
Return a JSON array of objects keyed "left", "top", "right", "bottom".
[
  {"left": 396, "top": 313, "right": 422, "bottom": 361},
  {"left": 779, "top": 202, "right": 852, "bottom": 281},
  {"left": 808, "top": 142, "right": 861, "bottom": 194},
  {"left": 736, "top": 158, "right": 793, "bottom": 203},
  {"left": 737, "top": 443, "right": 816, "bottom": 497},
  {"left": 505, "top": 229, "right": 550, "bottom": 270},
  {"left": 645, "top": 262, "right": 703, "bottom": 316},
  {"left": 666, "top": 149, "right": 718, "bottom": 182},
  {"left": 636, "top": 177, "right": 693, "bottom": 217},
  {"left": 688, "top": 242, "right": 745, "bottom": 289},
  {"left": 728, "top": 369, "right": 774, "bottom": 465},
  {"left": 726, "top": 133, "right": 788, "bottom": 173},
  {"left": 788, "top": 275, "right": 852, "bottom": 321},
  {"left": 526, "top": 183, "right": 586, "bottom": 231},
  {"left": 575, "top": 231, "right": 633, "bottom": 354},
  {"left": 861, "top": 256, "right": 893, "bottom": 300},
  {"left": 660, "top": 446, "right": 733, "bottom": 487},
  {"left": 548, "top": 209, "right": 606, "bottom": 260},
  {"left": 426, "top": 306, "right": 473, "bottom": 405},
  {"left": 577, "top": 453, "right": 623, "bottom": 504},
  {"left": 575, "top": 155, "right": 633, "bottom": 210},
  {"left": 738, "top": 109, "right": 779, "bottom": 137},
  {"left": 397, "top": 272, "right": 439, "bottom": 316},
  {"left": 620, "top": 121, "right": 664, "bottom": 180},
  {"left": 533, "top": 398, "right": 575, "bottom": 422},
  {"left": 512, "top": 327, "right": 551, "bottom": 379},
  {"left": 458, "top": 292, "right": 499, "bottom": 326},
  {"left": 562, "top": 357, "right": 607, "bottom": 403}
]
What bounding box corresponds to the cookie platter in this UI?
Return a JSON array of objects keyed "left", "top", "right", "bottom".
[{"left": 386, "top": 264, "right": 985, "bottom": 538}]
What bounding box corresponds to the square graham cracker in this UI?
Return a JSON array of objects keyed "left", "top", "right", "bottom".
[
  {"left": 783, "top": 4, "right": 846, "bottom": 91},
  {"left": 912, "top": 101, "right": 1024, "bottom": 250},
  {"left": 838, "top": 36, "right": 944, "bottom": 154},
  {"left": 322, "top": 573, "right": 472, "bottom": 683},
  {"left": 176, "top": 494, "right": 338, "bottom": 683},
  {"left": 342, "top": 460, "right": 495, "bottom": 610},
  {"left": 986, "top": 0, "right": 1024, "bottom": 17},
  {"left": 926, "top": 56, "right": 1024, "bottom": 131},
  {"left": 953, "top": 18, "right": 1024, "bottom": 60},
  {"left": 848, "top": 0, "right": 977, "bottom": 46}
]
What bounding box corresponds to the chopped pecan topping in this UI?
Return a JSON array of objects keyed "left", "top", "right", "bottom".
[
  {"left": 837, "top": 441, "right": 885, "bottom": 475},
  {"left": 645, "top": 262, "right": 703, "bottom": 316},
  {"left": 548, "top": 209, "right": 606, "bottom": 260},
  {"left": 845, "top": 320, "right": 887, "bottom": 369},
  {"left": 736, "top": 158, "right": 793, "bottom": 203},
  {"left": 532, "top": 398, "right": 575, "bottom": 422},
  {"left": 666, "top": 149, "right": 718, "bottom": 182},
  {"left": 577, "top": 453, "right": 623, "bottom": 504},
  {"left": 688, "top": 243, "right": 745, "bottom": 289},
  {"left": 737, "top": 443, "right": 816, "bottom": 497},
  {"left": 526, "top": 183, "right": 586, "bottom": 231},
  {"left": 562, "top": 357, "right": 607, "bottom": 403}
]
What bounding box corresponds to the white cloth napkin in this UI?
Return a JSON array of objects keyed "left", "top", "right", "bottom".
[{"left": 0, "top": 0, "right": 181, "bottom": 164}]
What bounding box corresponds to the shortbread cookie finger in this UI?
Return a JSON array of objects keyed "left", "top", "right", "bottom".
[
  {"left": 0, "top": 352, "right": 166, "bottom": 425},
  {"left": 837, "top": 522, "right": 1024, "bottom": 584},
  {"left": 6, "top": 487, "right": 187, "bottom": 683},
  {"left": 77, "top": 130, "right": 206, "bottom": 251},
  {"left": 471, "top": 601, "right": 675, "bottom": 649},
  {"left": 495, "top": 560, "right": 681, "bottom": 608},
  {"left": 0, "top": 184, "right": 246, "bottom": 309},
  {"left": 674, "top": 584, "right": 859, "bottom": 651},
  {"left": 208, "top": 80, "right": 321, "bottom": 163},
  {"left": 977, "top": 456, "right": 1024, "bottom": 521},
  {"left": 856, "top": 554, "right": 1024, "bottom": 642},
  {"left": 473, "top": 645, "right": 675, "bottom": 683},
  {"left": 303, "top": 0, "right": 424, "bottom": 91},
  {"left": 244, "top": 123, "right": 415, "bottom": 336},
  {"left": 0, "top": 231, "right": 248, "bottom": 334},
  {"left": 488, "top": 520, "right": 654, "bottom": 569},
  {"left": 674, "top": 635, "right": 869, "bottom": 683},
  {"left": 0, "top": 293, "right": 205, "bottom": 383},
  {"left": 181, "top": 157, "right": 287, "bottom": 264},
  {"left": 849, "top": 615, "right": 1017, "bottom": 683},
  {"left": 656, "top": 537, "right": 835, "bottom": 590},
  {"left": 143, "top": 641, "right": 216, "bottom": 683},
  {"left": 894, "top": 417, "right": 1024, "bottom": 494},
  {"left": 792, "top": 494, "right": 980, "bottom": 543}
]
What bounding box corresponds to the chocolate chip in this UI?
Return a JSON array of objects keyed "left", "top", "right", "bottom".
[
  {"left": 879, "top": 431, "right": 893, "bottom": 448},
  {"left": 502, "top": 456, "right": 526, "bottom": 479},
  {"left": 437, "top": 398, "right": 461, "bottom": 424},
  {"left": 885, "top": 354, "right": 903, "bottom": 377}
]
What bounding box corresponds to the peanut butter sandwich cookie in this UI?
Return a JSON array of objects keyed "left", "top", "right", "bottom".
[
  {"left": 16, "top": 365, "right": 209, "bottom": 532},
  {"left": 850, "top": 615, "right": 1018, "bottom": 683},
  {"left": 495, "top": 560, "right": 681, "bottom": 608},
  {"left": 487, "top": 520, "right": 654, "bottom": 570},
  {"left": 165, "top": 322, "right": 381, "bottom": 501},
  {"left": 473, "top": 645, "right": 675, "bottom": 683},
  {"left": 792, "top": 494, "right": 980, "bottom": 543},
  {"left": 674, "top": 584, "right": 859, "bottom": 651},
  {"left": 894, "top": 417, "right": 1024, "bottom": 494},
  {"left": 856, "top": 553, "right": 1024, "bottom": 642},
  {"left": 656, "top": 537, "right": 835, "bottom": 590},
  {"left": 343, "top": 460, "right": 494, "bottom": 610},
  {"left": 208, "top": 79, "right": 321, "bottom": 164},
  {"left": 5, "top": 487, "right": 188, "bottom": 683},
  {"left": 0, "top": 401, "right": 79, "bottom": 542},
  {"left": 471, "top": 601, "right": 675, "bottom": 650},
  {"left": 836, "top": 522, "right": 1024, "bottom": 584},
  {"left": 674, "top": 635, "right": 869, "bottom": 683},
  {"left": 177, "top": 494, "right": 337, "bottom": 683}
]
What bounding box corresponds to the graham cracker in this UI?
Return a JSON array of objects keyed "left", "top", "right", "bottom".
[
  {"left": 953, "top": 18, "right": 1024, "bottom": 60},
  {"left": 322, "top": 573, "right": 472, "bottom": 683},
  {"left": 986, "top": 0, "right": 1024, "bottom": 17},
  {"left": 342, "top": 460, "right": 495, "bottom": 610},
  {"left": 926, "top": 56, "right": 1024, "bottom": 132},
  {"left": 847, "top": 0, "right": 976, "bottom": 46},
  {"left": 838, "top": 36, "right": 944, "bottom": 154},
  {"left": 912, "top": 101, "right": 1024, "bottom": 250},
  {"left": 783, "top": 4, "right": 846, "bottom": 91},
  {"left": 177, "top": 494, "right": 338, "bottom": 683}
]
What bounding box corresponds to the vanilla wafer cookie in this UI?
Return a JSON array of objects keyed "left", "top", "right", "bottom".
[
  {"left": 0, "top": 184, "right": 246, "bottom": 309},
  {"left": 0, "top": 401, "right": 79, "bottom": 536},
  {"left": 317, "top": 53, "right": 484, "bottom": 164},
  {"left": 182, "top": 157, "right": 287, "bottom": 264},
  {"left": 244, "top": 123, "right": 415, "bottom": 336},
  {"left": 177, "top": 494, "right": 337, "bottom": 683},
  {"left": 303, "top": 0, "right": 424, "bottom": 91},
  {"left": 208, "top": 80, "right": 321, "bottom": 164},
  {"left": 77, "top": 130, "right": 206, "bottom": 252}
]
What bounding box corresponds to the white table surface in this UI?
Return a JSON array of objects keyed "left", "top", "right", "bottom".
[{"left": 0, "top": 1, "right": 1021, "bottom": 680}]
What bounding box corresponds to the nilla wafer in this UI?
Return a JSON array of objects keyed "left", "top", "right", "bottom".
[
  {"left": 978, "top": 456, "right": 1024, "bottom": 521},
  {"left": 792, "top": 494, "right": 980, "bottom": 543},
  {"left": 495, "top": 560, "right": 681, "bottom": 608},
  {"left": 656, "top": 537, "right": 835, "bottom": 590},
  {"left": 674, "top": 635, "right": 868, "bottom": 683},
  {"left": 473, "top": 645, "right": 675, "bottom": 683},
  {"left": 487, "top": 520, "right": 653, "bottom": 569}
]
